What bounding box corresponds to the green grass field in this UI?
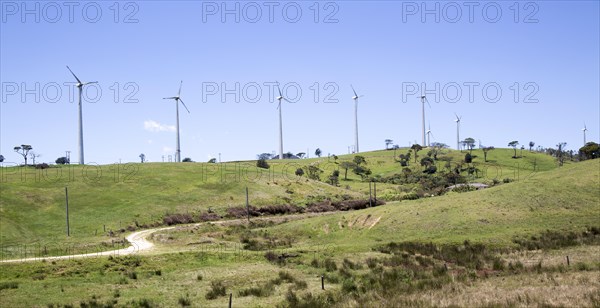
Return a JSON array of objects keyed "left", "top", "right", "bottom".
[
  {"left": 0, "top": 152, "right": 598, "bottom": 307},
  {"left": 0, "top": 148, "right": 560, "bottom": 247}
]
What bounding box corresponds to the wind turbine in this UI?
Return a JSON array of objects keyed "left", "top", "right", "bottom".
[
  {"left": 66, "top": 66, "right": 97, "bottom": 165},
  {"left": 351, "top": 85, "right": 364, "bottom": 153},
  {"left": 163, "top": 81, "right": 190, "bottom": 163},
  {"left": 426, "top": 122, "right": 434, "bottom": 147},
  {"left": 454, "top": 113, "right": 462, "bottom": 150},
  {"left": 275, "top": 82, "right": 292, "bottom": 159},
  {"left": 420, "top": 95, "right": 431, "bottom": 146},
  {"left": 582, "top": 123, "right": 588, "bottom": 145}
]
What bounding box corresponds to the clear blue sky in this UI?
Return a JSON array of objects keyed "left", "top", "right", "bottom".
[{"left": 1, "top": 1, "right": 598, "bottom": 164}]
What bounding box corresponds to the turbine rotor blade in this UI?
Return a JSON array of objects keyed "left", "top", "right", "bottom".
[
  {"left": 425, "top": 97, "right": 431, "bottom": 108},
  {"left": 163, "top": 97, "right": 177, "bottom": 100},
  {"left": 66, "top": 66, "right": 82, "bottom": 84},
  {"left": 179, "top": 98, "right": 190, "bottom": 113},
  {"left": 351, "top": 85, "right": 358, "bottom": 98},
  {"left": 276, "top": 81, "right": 283, "bottom": 97},
  {"left": 83, "top": 81, "right": 98, "bottom": 86},
  {"left": 178, "top": 81, "right": 183, "bottom": 97}
]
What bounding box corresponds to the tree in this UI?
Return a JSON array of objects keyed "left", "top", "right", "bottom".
[
  {"left": 14, "top": 145, "right": 32, "bottom": 165},
  {"left": 411, "top": 144, "right": 423, "bottom": 163},
  {"left": 353, "top": 155, "right": 367, "bottom": 166},
  {"left": 182, "top": 157, "right": 193, "bottom": 162},
  {"left": 296, "top": 152, "right": 306, "bottom": 159},
  {"left": 315, "top": 148, "right": 322, "bottom": 158},
  {"left": 305, "top": 163, "right": 323, "bottom": 180},
  {"left": 56, "top": 157, "right": 69, "bottom": 164},
  {"left": 28, "top": 151, "right": 41, "bottom": 165},
  {"left": 385, "top": 139, "right": 393, "bottom": 150},
  {"left": 520, "top": 145, "right": 525, "bottom": 157},
  {"left": 464, "top": 153, "right": 472, "bottom": 163},
  {"left": 295, "top": 168, "right": 304, "bottom": 177},
  {"left": 257, "top": 158, "right": 270, "bottom": 169},
  {"left": 482, "top": 146, "right": 494, "bottom": 162},
  {"left": 464, "top": 138, "right": 476, "bottom": 154},
  {"left": 579, "top": 142, "right": 599, "bottom": 160},
  {"left": 339, "top": 161, "right": 357, "bottom": 180},
  {"left": 257, "top": 153, "right": 273, "bottom": 160},
  {"left": 508, "top": 141, "right": 519, "bottom": 158},
  {"left": 329, "top": 170, "right": 340, "bottom": 186},
  {"left": 352, "top": 164, "right": 372, "bottom": 180},
  {"left": 208, "top": 158, "right": 217, "bottom": 163},
  {"left": 529, "top": 141, "right": 535, "bottom": 152},
  {"left": 556, "top": 142, "right": 567, "bottom": 166},
  {"left": 0, "top": 154, "right": 4, "bottom": 163},
  {"left": 139, "top": 153, "right": 146, "bottom": 163}
]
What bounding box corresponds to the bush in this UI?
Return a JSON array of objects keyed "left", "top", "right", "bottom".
[
  {"left": 163, "top": 213, "right": 194, "bottom": 226},
  {"left": 0, "top": 281, "right": 18, "bottom": 290},
  {"left": 257, "top": 159, "right": 270, "bottom": 169},
  {"left": 35, "top": 163, "right": 50, "bottom": 169},
  {"left": 205, "top": 281, "right": 227, "bottom": 300},
  {"left": 55, "top": 157, "right": 69, "bottom": 164},
  {"left": 198, "top": 212, "right": 221, "bottom": 221},
  {"left": 258, "top": 204, "right": 304, "bottom": 215},
  {"left": 227, "top": 206, "right": 260, "bottom": 218},
  {"left": 178, "top": 295, "right": 191, "bottom": 306},
  {"left": 306, "top": 201, "right": 336, "bottom": 213}
]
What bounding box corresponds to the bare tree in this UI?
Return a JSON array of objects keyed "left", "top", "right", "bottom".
[
  {"left": 385, "top": 139, "right": 393, "bottom": 150},
  {"left": 14, "top": 145, "right": 33, "bottom": 165}
]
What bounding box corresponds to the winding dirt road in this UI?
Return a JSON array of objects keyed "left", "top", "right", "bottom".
[{"left": 0, "top": 212, "right": 332, "bottom": 263}]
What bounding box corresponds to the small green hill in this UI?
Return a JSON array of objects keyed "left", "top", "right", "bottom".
[{"left": 270, "top": 158, "right": 600, "bottom": 250}]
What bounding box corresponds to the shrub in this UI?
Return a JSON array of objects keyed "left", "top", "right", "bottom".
[
  {"left": 238, "top": 283, "right": 274, "bottom": 297},
  {"left": 205, "top": 281, "right": 227, "bottom": 300},
  {"left": 306, "top": 201, "right": 336, "bottom": 213},
  {"left": 227, "top": 206, "right": 260, "bottom": 218},
  {"left": 178, "top": 295, "right": 191, "bottom": 306},
  {"left": 198, "top": 212, "right": 220, "bottom": 221},
  {"left": 0, "top": 281, "right": 18, "bottom": 290},
  {"left": 163, "top": 213, "right": 194, "bottom": 226},
  {"left": 258, "top": 204, "right": 304, "bottom": 215},
  {"left": 257, "top": 159, "right": 270, "bottom": 169}
]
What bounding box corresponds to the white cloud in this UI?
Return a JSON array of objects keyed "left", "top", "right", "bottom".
[
  {"left": 144, "top": 120, "right": 175, "bottom": 132},
  {"left": 147, "top": 139, "right": 154, "bottom": 144}
]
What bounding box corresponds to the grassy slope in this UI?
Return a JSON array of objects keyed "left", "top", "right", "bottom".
[
  {"left": 0, "top": 162, "right": 362, "bottom": 246},
  {"left": 271, "top": 158, "right": 600, "bottom": 251},
  {"left": 0, "top": 148, "right": 563, "bottom": 246}
]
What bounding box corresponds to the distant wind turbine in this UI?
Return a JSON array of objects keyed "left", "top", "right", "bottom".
[
  {"left": 421, "top": 95, "right": 431, "bottom": 146},
  {"left": 351, "top": 85, "right": 364, "bottom": 153},
  {"left": 66, "top": 66, "right": 97, "bottom": 165},
  {"left": 163, "top": 81, "right": 190, "bottom": 163},
  {"left": 276, "top": 82, "right": 292, "bottom": 159},
  {"left": 426, "top": 122, "right": 434, "bottom": 147},
  {"left": 582, "top": 123, "right": 588, "bottom": 145},
  {"left": 454, "top": 113, "right": 462, "bottom": 150}
]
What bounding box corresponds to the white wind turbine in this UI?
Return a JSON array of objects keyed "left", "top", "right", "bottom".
[
  {"left": 426, "top": 122, "right": 434, "bottom": 147},
  {"left": 351, "top": 85, "right": 364, "bottom": 153},
  {"left": 582, "top": 123, "right": 588, "bottom": 145},
  {"left": 454, "top": 113, "right": 462, "bottom": 150},
  {"left": 420, "top": 95, "right": 431, "bottom": 146},
  {"left": 66, "top": 66, "right": 97, "bottom": 165},
  {"left": 275, "top": 82, "right": 292, "bottom": 159},
  {"left": 163, "top": 81, "right": 190, "bottom": 163}
]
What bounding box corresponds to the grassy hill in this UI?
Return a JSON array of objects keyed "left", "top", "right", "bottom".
[
  {"left": 0, "top": 147, "right": 563, "bottom": 247},
  {"left": 270, "top": 157, "right": 599, "bottom": 251}
]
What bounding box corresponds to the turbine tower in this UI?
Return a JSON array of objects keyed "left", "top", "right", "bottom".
[
  {"left": 420, "top": 95, "right": 431, "bottom": 146},
  {"left": 454, "top": 113, "right": 462, "bottom": 150},
  {"left": 66, "top": 66, "right": 97, "bottom": 165},
  {"left": 582, "top": 123, "right": 588, "bottom": 145},
  {"left": 275, "top": 82, "right": 292, "bottom": 159},
  {"left": 163, "top": 81, "right": 190, "bottom": 163},
  {"left": 351, "top": 85, "right": 364, "bottom": 153}
]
